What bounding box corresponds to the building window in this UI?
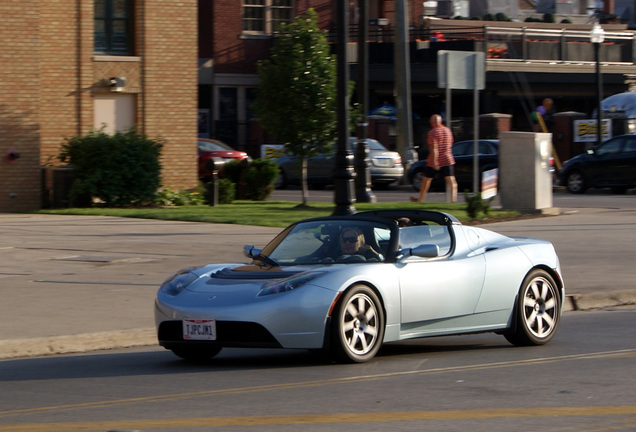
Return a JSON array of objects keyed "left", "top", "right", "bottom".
[
  {"left": 95, "top": 0, "right": 134, "bottom": 55},
  {"left": 242, "top": 0, "right": 293, "bottom": 35}
]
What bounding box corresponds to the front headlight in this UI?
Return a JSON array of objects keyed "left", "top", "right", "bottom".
[
  {"left": 160, "top": 268, "right": 199, "bottom": 296},
  {"left": 259, "top": 272, "right": 325, "bottom": 296}
]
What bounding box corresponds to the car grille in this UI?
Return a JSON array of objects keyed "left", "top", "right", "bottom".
[{"left": 158, "top": 320, "right": 281, "bottom": 348}]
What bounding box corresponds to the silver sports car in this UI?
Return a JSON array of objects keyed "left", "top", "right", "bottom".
[{"left": 155, "top": 210, "right": 564, "bottom": 363}]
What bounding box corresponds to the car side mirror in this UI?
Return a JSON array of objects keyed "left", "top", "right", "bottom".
[{"left": 244, "top": 245, "right": 262, "bottom": 258}]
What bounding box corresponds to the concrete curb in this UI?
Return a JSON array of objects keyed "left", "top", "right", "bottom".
[
  {"left": 567, "top": 290, "right": 636, "bottom": 311},
  {"left": 0, "top": 328, "right": 156, "bottom": 360}
]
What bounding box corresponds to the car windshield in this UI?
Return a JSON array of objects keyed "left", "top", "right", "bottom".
[
  {"left": 351, "top": 138, "right": 386, "bottom": 151},
  {"left": 264, "top": 220, "right": 392, "bottom": 265},
  {"left": 198, "top": 140, "right": 233, "bottom": 152}
]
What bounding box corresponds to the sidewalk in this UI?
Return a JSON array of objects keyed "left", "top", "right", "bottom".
[{"left": 1, "top": 208, "right": 634, "bottom": 360}]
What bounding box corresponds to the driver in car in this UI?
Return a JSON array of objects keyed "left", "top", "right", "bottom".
[{"left": 339, "top": 227, "right": 383, "bottom": 261}]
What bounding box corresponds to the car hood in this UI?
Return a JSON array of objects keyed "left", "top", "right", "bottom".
[
  {"left": 562, "top": 152, "right": 591, "bottom": 168},
  {"left": 185, "top": 264, "right": 322, "bottom": 294}
]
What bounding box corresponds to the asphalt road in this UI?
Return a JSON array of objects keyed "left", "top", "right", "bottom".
[{"left": 1, "top": 308, "right": 635, "bottom": 431}]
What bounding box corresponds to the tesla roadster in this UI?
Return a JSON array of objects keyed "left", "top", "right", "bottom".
[{"left": 155, "top": 210, "right": 564, "bottom": 363}]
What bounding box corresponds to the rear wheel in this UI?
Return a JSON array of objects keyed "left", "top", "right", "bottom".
[
  {"left": 565, "top": 170, "right": 586, "bottom": 194},
  {"left": 505, "top": 269, "right": 560, "bottom": 346},
  {"left": 171, "top": 346, "right": 222, "bottom": 362},
  {"left": 331, "top": 285, "right": 385, "bottom": 363}
]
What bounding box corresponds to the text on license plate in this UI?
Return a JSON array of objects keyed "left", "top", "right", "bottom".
[
  {"left": 373, "top": 158, "right": 391, "bottom": 167},
  {"left": 183, "top": 319, "right": 216, "bottom": 340}
]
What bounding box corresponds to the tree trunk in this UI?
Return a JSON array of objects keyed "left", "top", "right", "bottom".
[{"left": 300, "top": 155, "right": 309, "bottom": 206}]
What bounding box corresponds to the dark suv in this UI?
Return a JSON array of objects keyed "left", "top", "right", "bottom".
[{"left": 560, "top": 134, "right": 636, "bottom": 194}]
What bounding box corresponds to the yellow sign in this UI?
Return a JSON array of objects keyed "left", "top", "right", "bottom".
[
  {"left": 574, "top": 119, "right": 612, "bottom": 142},
  {"left": 261, "top": 145, "right": 286, "bottom": 160}
]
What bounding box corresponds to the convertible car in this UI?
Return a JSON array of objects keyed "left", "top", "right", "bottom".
[{"left": 155, "top": 210, "right": 564, "bottom": 363}]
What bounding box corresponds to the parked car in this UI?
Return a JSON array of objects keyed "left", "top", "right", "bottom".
[
  {"left": 155, "top": 210, "right": 564, "bottom": 363},
  {"left": 560, "top": 134, "right": 636, "bottom": 194},
  {"left": 274, "top": 138, "right": 403, "bottom": 189},
  {"left": 408, "top": 139, "right": 556, "bottom": 192},
  {"left": 198, "top": 138, "right": 249, "bottom": 181},
  {"left": 408, "top": 139, "right": 499, "bottom": 191}
]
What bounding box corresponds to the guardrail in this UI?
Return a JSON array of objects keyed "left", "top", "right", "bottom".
[
  {"left": 483, "top": 26, "right": 636, "bottom": 63},
  {"left": 329, "top": 25, "right": 636, "bottom": 65}
]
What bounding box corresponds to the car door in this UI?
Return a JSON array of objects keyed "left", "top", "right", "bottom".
[
  {"left": 306, "top": 152, "right": 334, "bottom": 184},
  {"left": 587, "top": 136, "right": 626, "bottom": 186},
  {"left": 451, "top": 141, "right": 472, "bottom": 186},
  {"left": 621, "top": 136, "right": 636, "bottom": 187},
  {"left": 397, "top": 225, "right": 485, "bottom": 332}
]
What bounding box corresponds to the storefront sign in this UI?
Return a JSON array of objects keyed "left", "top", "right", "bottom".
[{"left": 574, "top": 119, "right": 612, "bottom": 142}]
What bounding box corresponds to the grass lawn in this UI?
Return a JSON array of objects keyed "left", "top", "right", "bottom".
[{"left": 35, "top": 200, "right": 518, "bottom": 228}]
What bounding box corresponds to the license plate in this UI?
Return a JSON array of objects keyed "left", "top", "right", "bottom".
[
  {"left": 183, "top": 319, "right": 216, "bottom": 340},
  {"left": 373, "top": 158, "right": 391, "bottom": 167}
]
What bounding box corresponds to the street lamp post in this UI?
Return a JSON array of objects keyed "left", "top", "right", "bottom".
[
  {"left": 355, "top": 0, "right": 376, "bottom": 203},
  {"left": 591, "top": 21, "right": 605, "bottom": 147},
  {"left": 332, "top": 0, "right": 356, "bottom": 216}
]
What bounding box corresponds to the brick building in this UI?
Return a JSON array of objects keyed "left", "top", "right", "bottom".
[
  {"left": 0, "top": 0, "right": 198, "bottom": 212},
  {"left": 197, "top": 0, "right": 426, "bottom": 156},
  {"left": 199, "top": 1, "right": 636, "bottom": 164}
]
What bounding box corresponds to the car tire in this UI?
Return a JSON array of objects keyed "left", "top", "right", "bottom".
[
  {"left": 565, "top": 170, "right": 586, "bottom": 194},
  {"left": 171, "top": 346, "right": 222, "bottom": 362},
  {"left": 330, "top": 284, "right": 385, "bottom": 363},
  {"left": 411, "top": 169, "right": 424, "bottom": 191},
  {"left": 505, "top": 269, "right": 560, "bottom": 347}
]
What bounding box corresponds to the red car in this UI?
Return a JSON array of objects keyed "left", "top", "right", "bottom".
[{"left": 197, "top": 138, "right": 249, "bottom": 180}]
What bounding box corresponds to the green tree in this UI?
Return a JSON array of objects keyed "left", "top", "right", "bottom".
[{"left": 253, "top": 9, "right": 337, "bottom": 206}]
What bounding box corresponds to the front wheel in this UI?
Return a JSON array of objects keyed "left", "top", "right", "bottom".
[
  {"left": 565, "top": 170, "right": 586, "bottom": 194},
  {"left": 505, "top": 269, "right": 560, "bottom": 346},
  {"left": 331, "top": 285, "right": 385, "bottom": 363}
]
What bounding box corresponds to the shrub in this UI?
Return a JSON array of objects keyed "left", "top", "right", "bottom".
[
  {"left": 243, "top": 159, "right": 280, "bottom": 201},
  {"left": 219, "top": 159, "right": 246, "bottom": 185},
  {"left": 220, "top": 159, "right": 279, "bottom": 201},
  {"left": 155, "top": 188, "right": 205, "bottom": 206},
  {"left": 464, "top": 192, "right": 494, "bottom": 220},
  {"left": 59, "top": 128, "right": 163, "bottom": 207},
  {"left": 495, "top": 13, "right": 510, "bottom": 21},
  {"left": 217, "top": 178, "right": 235, "bottom": 204}
]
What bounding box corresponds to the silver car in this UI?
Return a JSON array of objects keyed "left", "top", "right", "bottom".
[
  {"left": 274, "top": 138, "right": 404, "bottom": 189},
  {"left": 155, "top": 210, "right": 564, "bottom": 363}
]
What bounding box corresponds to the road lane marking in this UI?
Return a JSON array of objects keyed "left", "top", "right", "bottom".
[
  {"left": 0, "top": 348, "right": 634, "bottom": 426},
  {"left": 1, "top": 406, "right": 635, "bottom": 431}
]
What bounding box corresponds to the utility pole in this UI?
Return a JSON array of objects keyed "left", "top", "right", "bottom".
[{"left": 394, "top": 0, "right": 414, "bottom": 181}]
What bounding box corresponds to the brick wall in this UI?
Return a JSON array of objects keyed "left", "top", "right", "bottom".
[
  {"left": 0, "top": 1, "right": 42, "bottom": 212},
  {"left": 0, "top": 0, "right": 199, "bottom": 211},
  {"left": 142, "top": 0, "right": 198, "bottom": 190}
]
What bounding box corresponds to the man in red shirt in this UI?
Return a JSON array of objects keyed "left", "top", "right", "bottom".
[{"left": 411, "top": 114, "right": 457, "bottom": 203}]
